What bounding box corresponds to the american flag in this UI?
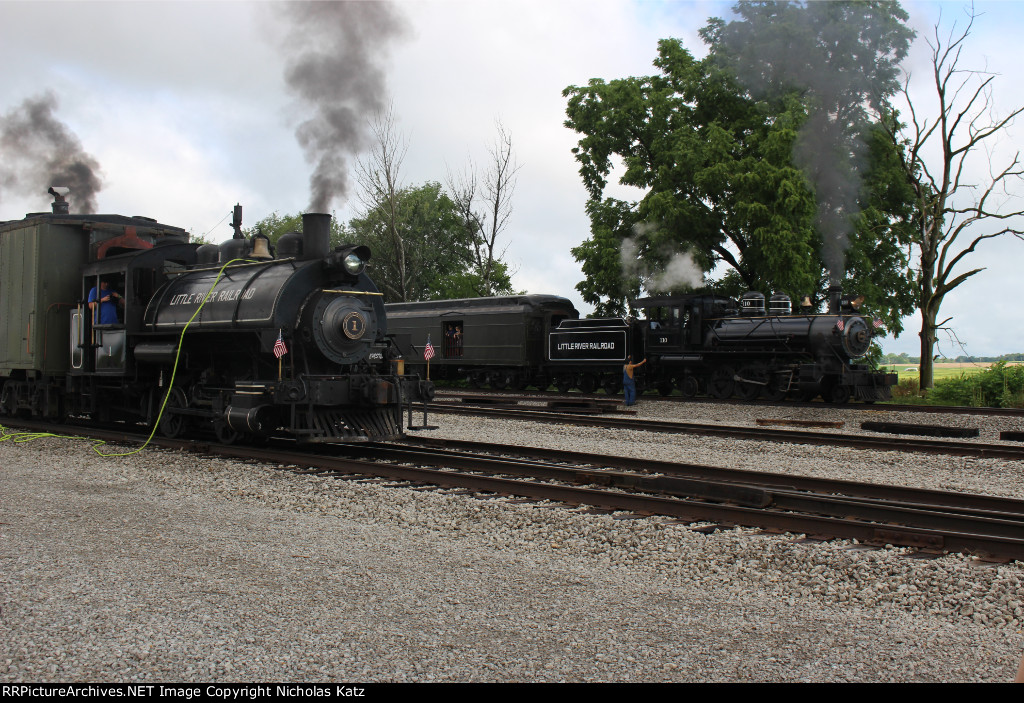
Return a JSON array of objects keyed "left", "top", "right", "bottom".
[
  {"left": 873, "top": 318, "right": 884, "bottom": 329},
  {"left": 423, "top": 335, "right": 435, "bottom": 361},
  {"left": 274, "top": 331, "right": 288, "bottom": 359},
  {"left": 836, "top": 319, "right": 845, "bottom": 332}
]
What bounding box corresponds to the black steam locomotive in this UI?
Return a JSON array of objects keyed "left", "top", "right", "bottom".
[
  {"left": 0, "top": 191, "right": 431, "bottom": 443},
  {"left": 386, "top": 288, "right": 896, "bottom": 403}
]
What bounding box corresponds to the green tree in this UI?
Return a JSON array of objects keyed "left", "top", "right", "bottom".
[
  {"left": 350, "top": 181, "right": 486, "bottom": 303},
  {"left": 563, "top": 2, "right": 917, "bottom": 331},
  {"left": 565, "top": 39, "right": 818, "bottom": 309}
]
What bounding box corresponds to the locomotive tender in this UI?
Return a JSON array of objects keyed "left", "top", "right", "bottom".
[
  {"left": 0, "top": 191, "right": 431, "bottom": 442},
  {"left": 386, "top": 288, "right": 896, "bottom": 403}
]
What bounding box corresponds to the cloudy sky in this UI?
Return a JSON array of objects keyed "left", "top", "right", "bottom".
[{"left": 1, "top": 0, "right": 1022, "bottom": 357}]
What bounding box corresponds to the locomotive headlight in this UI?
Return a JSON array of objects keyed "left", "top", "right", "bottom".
[
  {"left": 327, "top": 245, "right": 371, "bottom": 278},
  {"left": 343, "top": 252, "right": 365, "bottom": 276}
]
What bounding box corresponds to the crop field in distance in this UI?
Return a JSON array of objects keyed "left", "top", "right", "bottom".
[{"left": 883, "top": 362, "right": 1024, "bottom": 381}]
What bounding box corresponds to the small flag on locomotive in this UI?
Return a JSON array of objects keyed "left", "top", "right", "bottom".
[{"left": 274, "top": 330, "right": 289, "bottom": 359}]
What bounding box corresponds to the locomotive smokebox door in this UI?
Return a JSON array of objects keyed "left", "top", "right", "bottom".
[
  {"left": 839, "top": 317, "right": 872, "bottom": 358},
  {"left": 308, "top": 294, "right": 377, "bottom": 365}
]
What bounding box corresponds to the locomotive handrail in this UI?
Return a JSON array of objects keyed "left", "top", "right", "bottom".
[
  {"left": 185, "top": 258, "right": 297, "bottom": 274},
  {"left": 321, "top": 290, "right": 384, "bottom": 296}
]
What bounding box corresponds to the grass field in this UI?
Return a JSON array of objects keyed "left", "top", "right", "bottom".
[{"left": 882, "top": 362, "right": 1024, "bottom": 380}]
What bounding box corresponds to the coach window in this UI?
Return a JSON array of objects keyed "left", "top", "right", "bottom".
[{"left": 444, "top": 321, "right": 463, "bottom": 358}]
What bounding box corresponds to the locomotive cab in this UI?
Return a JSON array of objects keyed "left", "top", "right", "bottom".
[
  {"left": 634, "top": 294, "right": 735, "bottom": 353},
  {"left": 72, "top": 245, "right": 198, "bottom": 378},
  {"left": 76, "top": 270, "right": 128, "bottom": 375}
]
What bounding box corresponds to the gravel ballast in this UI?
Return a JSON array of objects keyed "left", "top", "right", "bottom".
[{"left": 2, "top": 408, "right": 1023, "bottom": 682}]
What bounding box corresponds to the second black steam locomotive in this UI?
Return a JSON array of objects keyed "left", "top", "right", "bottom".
[
  {"left": 386, "top": 288, "right": 896, "bottom": 403},
  {"left": 0, "top": 192, "right": 432, "bottom": 443}
]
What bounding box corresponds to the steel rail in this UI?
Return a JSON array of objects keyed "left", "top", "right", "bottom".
[
  {"left": 6, "top": 418, "right": 1024, "bottom": 560},
  {"left": 200, "top": 440, "right": 1024, "bottom": 561},
  {"left": 338, "top": 443, "right": 1024, "bottom": 540},
  {"left": 395, "top": 437, "right": 1024, "bottom": 518},
  {"left": 434, "top": 388, "right": 1024, "bottom": 417},
  {"left": 426, "top": 403, "right": 1024, "bottom": 460}
]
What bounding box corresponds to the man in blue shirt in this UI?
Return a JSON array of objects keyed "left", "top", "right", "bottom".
[{"left": 87, "top": 281, "right": 122, "bottom": 325}]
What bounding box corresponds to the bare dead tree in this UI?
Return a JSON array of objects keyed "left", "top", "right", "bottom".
[
  {"left": 887, "top": 6, "right": 1024, "bottom": 391},
  {"left": 446, "top": 120, "right": 521, "bottom": 296},
  {"left": 355, "top": 105, "right": 411, "bottom": 301}
]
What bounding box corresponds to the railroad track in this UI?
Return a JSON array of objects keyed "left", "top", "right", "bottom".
[
  {"left": 4, "top": 418, "right": 1024, "bottom": 561},
  {"left": 427, "top": 401, "right": 1024, "bottom": 460},
  {"left": 435, "top": 388, "right": 1024, "bottom": 417}
]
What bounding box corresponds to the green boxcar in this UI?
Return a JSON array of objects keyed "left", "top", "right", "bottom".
[{"left": 0, "top": 217, "right": 89, "bottom": 378}]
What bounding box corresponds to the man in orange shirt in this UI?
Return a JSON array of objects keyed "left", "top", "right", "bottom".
[{"left": 623, "top": 355, "right": 646, "bottom": 406}]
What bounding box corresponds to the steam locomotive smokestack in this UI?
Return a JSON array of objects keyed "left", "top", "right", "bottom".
[
  {"left": 828, "top": 284, "right": 843, "bottom": 315},
  {"left": 301, "top": 212, "right": 331, "bottom": 260}
]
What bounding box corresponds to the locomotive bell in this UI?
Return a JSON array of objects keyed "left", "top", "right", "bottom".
[{"left": 250, "top": 233, "right": 273, "bottom": 260}]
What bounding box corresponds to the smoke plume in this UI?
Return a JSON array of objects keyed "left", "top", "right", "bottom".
[
  {"left": 0, "top": 92, "right": 103, "bottom": 214},
  {"left": 277, "top": 1, "right": 407, "bottom": 213},
  {"left": 621, "top": 223, "right": 704, "bottom": 294},
  {"left": 713, "top": 3, "right": 911, "bottom": 284},
  {"left": 648, "top": 251, "right": 705, "bottom": 293}
]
